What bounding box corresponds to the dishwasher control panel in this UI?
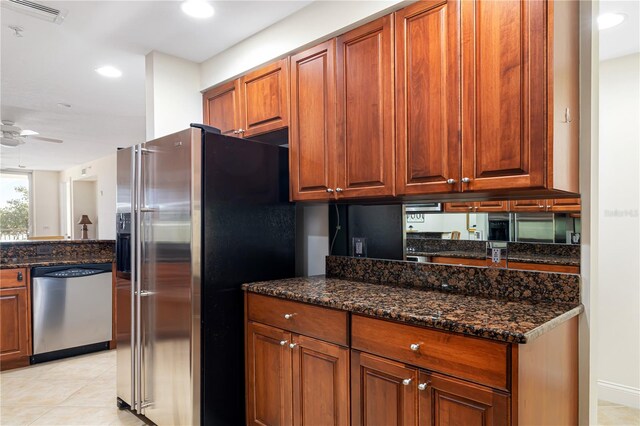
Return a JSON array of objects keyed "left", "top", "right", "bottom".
[{"left": 45, "top": 268, "right": 103, "bottom": 278}]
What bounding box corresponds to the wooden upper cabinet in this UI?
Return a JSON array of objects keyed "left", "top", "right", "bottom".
[
  {"left": 241, "top": 58, "right": 290, "bottom": 138},
  {"left": 336, "top": 15, "right": 395, "bottom": 199},
  {"left": 396, "top": 0, "right": 461, "bottom": 196},
  {"left": 476, "top": 200, "right": 508, "bottom": 212},
  {"left": 351, "top": 351, "right": 417, "bottom": 426},
  {"left": 246, "top": 322, "right": 293, "bottom": 426},
  {"left": 460, "top": 0, "right": 579, "bottom": 194},
  {"left": 548, "top": 197, "right": 581, "bottom": 213},
  {"left": 292, "top": 334, "right": 349, "bottom": 426},
  {"left": 202, "top": 80, "right": 241, "bottom": 136},
  {"left": 444, "top": 201, "right": 476, "bottom": 213},
  {"left": 289, "top": 40, "right": 337, "bottom": 201},
  {"left": 419, "top": 372, "right": 509, "bottom": 426},
  {"left": 461, "top": 0, "right": 547, "bottom": 192},
  {"left": 509, "top": 199, "right": 548, "bottom": 212}
]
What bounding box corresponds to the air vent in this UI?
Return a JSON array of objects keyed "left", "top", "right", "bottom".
[{"left": 2, "top": 0, "right": 67, "bottom": 24}]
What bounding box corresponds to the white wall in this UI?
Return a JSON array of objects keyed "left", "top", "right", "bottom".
[
  {"left": 145, "top": 51, "right": 202, "bottom": 140},
  {"left": 296, "top": 205, "right": 329, "bottom": 276},
  {"left": 597, "top": 53, "right": 640, "bottom": 408},
  {"left": 200, "top": 0, "right": 410, "bottom": 90},
  {"left": 60, "top": 153, "right": 117, "bottom": 240},
  {"left": 31, "top": 170, "right": 60, "bottom": 237},
  {"left": 71, "top": 180, "right": 97, "bottom": 239}
]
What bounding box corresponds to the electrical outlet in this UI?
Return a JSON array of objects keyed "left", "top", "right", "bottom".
[{"left": 352, "top": 237, "right": 367, "bottom": 258}]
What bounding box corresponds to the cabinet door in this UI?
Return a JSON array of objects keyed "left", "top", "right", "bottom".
[
  {"left": 508, "top": 199, "right": 548, "bottom": 212},
  {"left": 419, "top": 371, "right": 509, "bottom": 426},
  {"left": 336, "top": 15, "right": 395, "bottom": 199},
  {"left": 476, "top": 200, "right": 508, "bottom": 212},
  {"left": 241, "top": 58, "right": 290, "bottom": 138},
  {"left": 289, "top": 40, "right": 337, "bottom": 201},
  {"left": 548, "top": 198, "right": 581, "bottom": 213},
  {"left": 444, "top": 202, "right": 476, "bottom": 213},
  {"left": 246, "top": 322, "right": 293, "bottom": 426},
  {"left": 461, "top": 0, "right": 547, "bottom": 191},
  {"left": 292, "top": 335, "right": 349, "bottom": 426},
  {"left": 396, "top": 0, "right": 461, "bottom": 195},
  {"left": 351, "top": 351, "right": 417, "bottom": 426},
  {"left": 203, "top": 80, "right": 242, "bottom": 136},
  {"left": 0, "top": 287, "right": 30, "bottom": 362}
]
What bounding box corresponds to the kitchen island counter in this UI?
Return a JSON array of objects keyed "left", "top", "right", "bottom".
[{"left": 243, "top": 275, "right": 582, "bottom": 344}]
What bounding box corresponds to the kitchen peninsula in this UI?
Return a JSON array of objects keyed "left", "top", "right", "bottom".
[{"left": 244, "top": 256, "right": 581, "bottom": 425}]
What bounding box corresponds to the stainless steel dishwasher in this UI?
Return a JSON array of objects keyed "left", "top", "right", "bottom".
[{"left": 31, "top": 263, "right": 113, "bottom": 362}]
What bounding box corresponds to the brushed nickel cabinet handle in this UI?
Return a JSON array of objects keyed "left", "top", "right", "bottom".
[
  {"left": 402, "top": 378, "right": 412, "bottom": 386},
  {"left": 461, "top": 177, "right": 471, "bottom": 183}
]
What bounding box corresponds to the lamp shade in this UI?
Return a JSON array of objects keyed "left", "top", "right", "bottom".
[{"left": 78, "top": 215, "right": 93, "bottom": 225}]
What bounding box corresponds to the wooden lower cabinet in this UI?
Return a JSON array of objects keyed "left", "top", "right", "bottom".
[
  {"left": 247, "top": 321, "right": 293, "bottom": 426},
  {"left": 0, "top": 282, "right": 31, "bottom": 369},
  {"left": 419, "top": 372, "right": 509, "bottom": 426},
  {"left": 246, "top": 321, "right": 349, "bottom": 426},
  {"left": 351, "top": 351, "right": 509, "bottom": 426},
  {"left": 351, "top": 351, "right": 417, "bottom": 426},
  {"left": 293, "top": 334, "right": 350, "bottom": 426}
]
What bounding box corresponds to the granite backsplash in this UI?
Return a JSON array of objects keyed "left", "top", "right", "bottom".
[
  {"left": 325, "top": 255, "right": 580, "bottom": 305},
  {"left": 0, "top": 240, "right": 115, "bottom": 265}
]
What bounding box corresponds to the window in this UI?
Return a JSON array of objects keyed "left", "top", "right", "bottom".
[{"left": 0, "top": 171, "right": 32, "bottom": 240}]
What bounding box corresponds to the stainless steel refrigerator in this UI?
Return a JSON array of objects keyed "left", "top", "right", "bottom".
[{"left": 115, "top": 125, "right": 295, "bottom": 425}]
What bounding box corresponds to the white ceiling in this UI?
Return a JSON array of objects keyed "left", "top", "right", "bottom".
[
  {"left": 600, "top": 0, "right": 640, "bottom": 60},
  {"left": 0, "top": 0, "right": 312, "bottom": 171}
]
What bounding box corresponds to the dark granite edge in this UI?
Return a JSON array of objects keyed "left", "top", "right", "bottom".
[
  {"left": 523, "top": 305, "right": 584, "bottom": 342},
  {"left": 408, "top": 251, "right": 579, "bottom": 266},
  {"left": 242, "top": 280, "right": 582, "bottom": 344},
  {"left": 0, "top": 257, "right": 115, "bottom": 269},
  {"left": 0, "top": 239, "right": 115, "bottom": 246}
]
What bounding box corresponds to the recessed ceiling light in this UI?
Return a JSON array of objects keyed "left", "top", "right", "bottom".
[
  {"left": 20, "top": 130, "right": 38, "bottom": 136},
  {"left": 57, "top": 103, "right": 71, "bottom": 108},
  {"left": 95, "top": 65, "right": 122, "bottom": 78},
  {"left": 598, "top": 13, "right": 625, "bottom": 30},
  {"left": 181, "top": 0, "right": 214, "bottom": 19}
]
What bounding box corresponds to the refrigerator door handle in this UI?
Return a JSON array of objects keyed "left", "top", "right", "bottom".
[
  {"left": 129, "top": 145, "right": 137, "bottom": 414},
  {"left": 135, "top": 144, "right": 143, "bottom": 414}
]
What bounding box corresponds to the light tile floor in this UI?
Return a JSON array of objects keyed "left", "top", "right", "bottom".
[
  {"left": 1, "top": 350, "right": 639, "bottom": 425},
  {"left": 0, "top": 350, "right": 146, "bottom": 426}
]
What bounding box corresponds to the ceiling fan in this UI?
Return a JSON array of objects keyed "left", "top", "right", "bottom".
[{"left": 1, "top": 120, "right": 63, "bottom": 147}]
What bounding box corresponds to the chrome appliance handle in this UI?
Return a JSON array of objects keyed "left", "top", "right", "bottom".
[
  {"left": 135, "top": 144, "right": 143, "bottom": 413},
  {"left": 129, "top": 146, "right": 137, "bottom": 413}
]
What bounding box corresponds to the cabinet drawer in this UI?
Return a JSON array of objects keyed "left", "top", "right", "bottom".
[
  {"left": 247, "top": 293, "right": 348, "bottom": 346},
  {"left": 351, "top": 315, "right": 510, "bottom": 390},
  {"left": 0, "top": 268, "right": 27, "bottom": 289}
]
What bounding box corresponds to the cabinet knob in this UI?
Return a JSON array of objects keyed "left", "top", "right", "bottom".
[
  {"left": 446, "top": 179, "right": 456, "bottom": 185},
  {"left": 402, "top": 378, "right": 412, "bottom": 386},
  {"left": 284, "top": 313, "right": 297, "bottom": 320},
  {"left": 289, "top": 343, "right": 298, "bottom": 349},
  {"left": 418, "top": 381, "right": 431, "bottom": 391},
  {"left": 335, "top": 188, "right": 343, "bottom": 193},
  {"left": 409, "top": 343, "right": 421, "bottom": 352},
  {"left": 17, "top": 271, "right": 23, "bottom": 282},
  {"left": 238, "top": 128, "right": 245, "bottom": 133},
  {"left": 539, "top": 205, "right": 545, "bottom": 208},
  {"left": 279, "top": 340, "right": 288, "bottom": 346},
  {"left": 461, "top": 177, "right": 471, "bottom": 183},
  {"left": 326, "top": 188, "right": 334, "bottom": 193}
]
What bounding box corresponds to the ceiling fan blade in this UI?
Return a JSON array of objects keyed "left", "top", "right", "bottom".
[{"left": 30, "top": 136, "right": 63, "bottom": 144}]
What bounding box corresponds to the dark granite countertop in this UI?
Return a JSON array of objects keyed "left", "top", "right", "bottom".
[
  {"left": 408, "top": 251, "right": 579, "bottom": 266},
  {"left": 0, "top": 239, "right": 115, "bottom": 245},
  {"left": 0, "top": 257, "right": 115, "bottom": 269},
  {"left": 243, "top": 276, "right": 582, "bottom": 344}
]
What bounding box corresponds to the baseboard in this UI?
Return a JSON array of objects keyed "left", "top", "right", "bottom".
[{"left": 598, "top": 380, "right": 640, "bottom": 409}]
